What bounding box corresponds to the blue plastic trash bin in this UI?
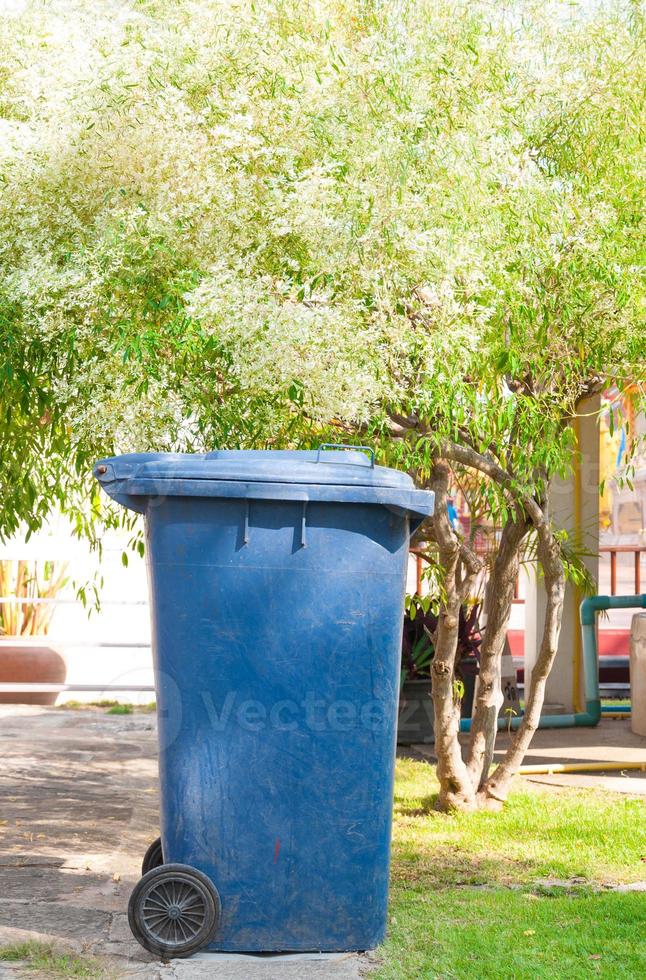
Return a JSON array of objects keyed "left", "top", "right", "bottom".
[{"left": 94, "top": 446, "right": 434, "bottom": 957}]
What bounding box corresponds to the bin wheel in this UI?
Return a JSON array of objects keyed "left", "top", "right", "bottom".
[
  {"left": 128, "top": 863, "right": 221, "bottom": 959},
  {"left": 141, "top": 836, "right": 164, "bottom": 875}
]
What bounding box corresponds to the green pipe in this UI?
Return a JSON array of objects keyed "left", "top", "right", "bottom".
[
  {"left": 579, "top": 594, "right": 646, "bottom": 727},
  {"left": 460, "top": 594, "right": 646, "bottom": 733},
  {"left": 459, "top": 713, "right": 580, "bottom": 733}
]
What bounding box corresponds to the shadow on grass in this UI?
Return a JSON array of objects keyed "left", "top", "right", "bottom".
[
  {"left": 390, "top": 844, "right": 539, "bottom": 889},
  {"left": 391, "top": 753, "right": 646, "bottom": 892},
  {"left": 394, "top": 793, "right": 439, "bottom": 817}
]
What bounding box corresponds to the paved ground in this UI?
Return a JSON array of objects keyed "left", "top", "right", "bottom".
[
  {"left": 412, "top": 716, "right": 646, "bottom": 794},
  {"left": 501, "top": 717, "right": 646, "bottom": 794},
  {"left": 1, "top": 709, "right": 644, "bottom": 978},
  {"left": 0, "top": 707, "right": 364, "bottom": 979}
]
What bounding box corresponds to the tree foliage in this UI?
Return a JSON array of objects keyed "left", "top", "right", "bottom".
[{"left": 1, "top": 0, "right": 644, "bottom": 544}]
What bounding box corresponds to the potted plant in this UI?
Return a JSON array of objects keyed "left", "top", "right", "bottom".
[
  {"left": 0, "top": 560, "right": 68, "bottom": 705},
  {"left": 398, "top": 597, "right": 482, "bottom": 745}
]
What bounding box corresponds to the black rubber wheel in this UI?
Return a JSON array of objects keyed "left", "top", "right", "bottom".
[
  {"left": 128, "top": 863, "right": 221, "bottom": 959},
  {"left": 141, "top": 836, "right": 164, "bottom": 876}
]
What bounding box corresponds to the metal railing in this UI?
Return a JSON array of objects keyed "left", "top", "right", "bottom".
[{"left": 411, "top": 544, "right": 645, "bottom": 601}]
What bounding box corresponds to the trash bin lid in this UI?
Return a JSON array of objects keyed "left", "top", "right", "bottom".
[
  {"left": 94, "top": 446, "right": 434, "bottom": 524},
  {"left": 96, "top": 446, "right": 414, "bottom": 490}
]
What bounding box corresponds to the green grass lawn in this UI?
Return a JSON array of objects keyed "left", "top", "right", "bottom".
[{"left": 375, "top": 757, "right": 646, "bottom": 979}]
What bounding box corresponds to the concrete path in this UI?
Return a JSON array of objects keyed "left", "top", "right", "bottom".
[
  {"left": 0, "top": 707, "right": 364, "bottom": 979},
  {"left": 412, "top": 717, "right": 646, "bottom": 794}
]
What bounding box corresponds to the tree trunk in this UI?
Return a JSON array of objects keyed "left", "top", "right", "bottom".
[
  {"left": 478, "top": 519, "right": 565, "bottom": 806},
  {"left": 432, "top": 588, "right": 477, "bottom": 811},
  {"left": 466, "top": 515, "right": 530, "bottom": 789},
  {"left": 395, "top": 434, "right": 571, "bottom": 811},
  {"left": 429, "top": 462, "right": 479, "bottom": 811}
]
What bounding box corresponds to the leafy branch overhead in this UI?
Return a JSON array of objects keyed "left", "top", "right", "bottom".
[{"left": 0, "top": 0, "right": 643, "bottom": 540}]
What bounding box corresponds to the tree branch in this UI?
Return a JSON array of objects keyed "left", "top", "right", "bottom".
[
  {"left": 479, "top": 520, "right": 566, "bottom": 804},
  {"left": 466, "top": 513, "right": 531, "bottom": 789},
  {"left": 437, "top": 440, "right": 545, "bottom": 528}
]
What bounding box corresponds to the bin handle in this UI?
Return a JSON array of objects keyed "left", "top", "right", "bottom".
[{"left": 315, "top": 443, "right": 375, "bottom": 468}]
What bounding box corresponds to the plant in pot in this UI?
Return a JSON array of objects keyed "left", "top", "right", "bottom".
[
  {"left": 398, "top": 596, "right": 482, "bottom": 745},
  {"left": 0, "top": 560, "right": 68, "bottom": 705}
]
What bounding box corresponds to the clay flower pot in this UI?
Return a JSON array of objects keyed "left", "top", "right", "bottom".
[{"left": 0, "top": 645, "right": 66, "bottom": 705}]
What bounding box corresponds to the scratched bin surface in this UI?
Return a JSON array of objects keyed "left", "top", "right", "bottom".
[{"left": 95, "top": 448, "right": 434, "bottom": 952}]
